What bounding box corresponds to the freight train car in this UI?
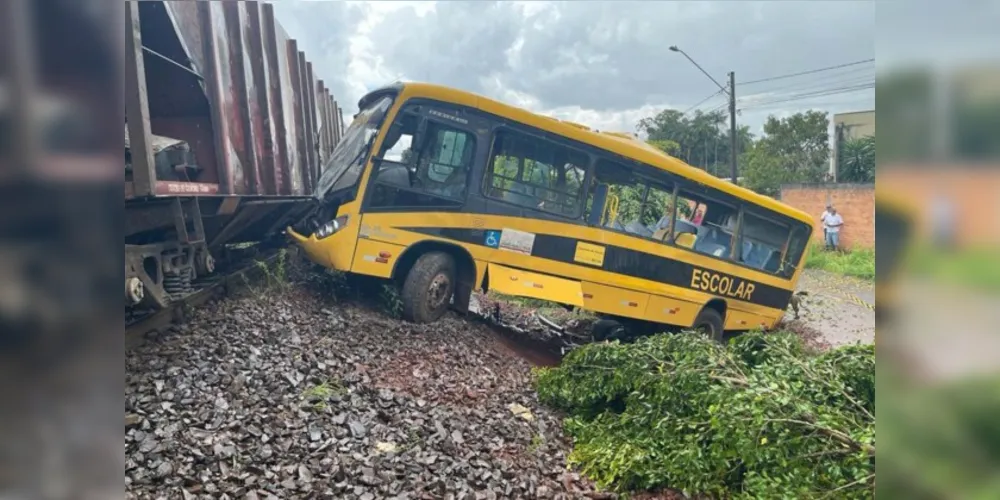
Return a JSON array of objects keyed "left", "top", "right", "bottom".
[{"left": 125, "top": 1, "right": 343, "bottom": 311}]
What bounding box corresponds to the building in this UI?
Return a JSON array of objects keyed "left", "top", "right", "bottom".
[{"left": 830, "top": 110, "right": 875, "bottom": 181}]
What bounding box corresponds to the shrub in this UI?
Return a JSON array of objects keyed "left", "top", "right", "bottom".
[{"left": 535, "top": 331, "right": 875, "bottom": 498}]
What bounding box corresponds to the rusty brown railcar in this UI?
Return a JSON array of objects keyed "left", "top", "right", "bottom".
[{"left": 125, "top": 1, "right": 344, "bottom": 311}]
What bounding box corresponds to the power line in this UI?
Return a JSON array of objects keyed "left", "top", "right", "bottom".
[
  {"left": 739, "top": 80, "right": 875, "bottom": 103},
  {"left": 741, "top": 84, "right": 874, "bottom": 108},
  {"left": 739, "top": 69, "right": 875, "bottom": 98},
  {"left": 739, "top": 58, "right": 875, "bottom": 86},
  {"left": 739, "top": 75, "right": 876, "bottom": 102},
  {"left": 706, "top": 101, "right": 729, "bottom": 114},
  {"left": 683, "top": 89, "right": 726, "bottom": 115},
  {"left": 736, "top": 96, "right": 873, "bottom": 112},
  {"left": 738, "top": 83, "right": 874, "bottom": 110}
]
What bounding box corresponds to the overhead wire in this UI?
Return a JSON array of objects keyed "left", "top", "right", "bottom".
[
  {"left": 738, "top": 77, "right": 875, "bottom": 105},
  {"left": 672, "top": 57, "right": 876, "bottom": 117},
  {"left": 737, "top": 96, "right": 873, "bottom": 112},
  {"left": 738, "top": 83, "right": 875, "bottom": 110},
  {"left": 683, "top": 89, "right": 726, "bottom": 115},
  {"left": 739, "top": 58, "right": 875, "bottom": 86},
  {"left": 738, "top": 68, "right": 875, "bottom": 98}
]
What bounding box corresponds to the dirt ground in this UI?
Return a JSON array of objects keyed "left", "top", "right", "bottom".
[{"left": 782, "top": 269, "right": 875, "bottom": 349}]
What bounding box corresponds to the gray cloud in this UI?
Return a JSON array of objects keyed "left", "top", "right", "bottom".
[
  {"left": 275, "top": 1, "right": 876, "bottom": 132},
  {"left": 368, "top": 1, "right": 875, "bottom": 112},
  {"left": 271, "top": 0, "right": 364, "bottom": 109},
  {"left": 368, "top": 1, "right": 523, "bottom": 92}
]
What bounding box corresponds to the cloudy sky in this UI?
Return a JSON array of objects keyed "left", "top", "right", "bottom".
[{"left": 272, "top": 1, "right": 882, "bottom": 136}]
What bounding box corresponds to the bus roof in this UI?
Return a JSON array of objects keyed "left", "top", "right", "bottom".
[{"left": 379, "top": 82, "right": 814, "bottom": 226}]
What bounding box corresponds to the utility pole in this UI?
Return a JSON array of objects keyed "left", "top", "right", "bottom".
[
  {"left": 728, "top": 71, "right": 738, "bottom": 184},
  {"left": 670, "top": 46, "right": 740, "bottom": 185}
]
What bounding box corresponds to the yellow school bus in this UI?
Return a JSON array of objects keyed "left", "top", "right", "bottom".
[{"left": 288, "top": 82, "right": 815, "bottom": 341}]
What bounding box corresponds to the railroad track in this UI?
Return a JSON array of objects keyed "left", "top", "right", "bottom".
[
  {"left": 126, "top": 246, "right": 589, "bottom": 370},
  {"left": 125, "top": 249, "right": 284, "bottom": 349}
]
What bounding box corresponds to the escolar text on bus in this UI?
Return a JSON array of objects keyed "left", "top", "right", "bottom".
[{"left": 690, "top": 268, "right": 756, "bottom": 302}]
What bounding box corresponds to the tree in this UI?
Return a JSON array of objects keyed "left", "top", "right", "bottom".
[
  {"left": 838, "top": 136, "right": 875, "bottom": 183},
  {"left": 647, "top": 139, "right": 680, "bottom": 156},
  {"left": 637, "top": 109, "right": 749, "bottom": 175},
  {"left": 741, "top": 111, "right": 831, "bottom": 197}
]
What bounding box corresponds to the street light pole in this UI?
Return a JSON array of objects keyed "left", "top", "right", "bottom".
[{"left": 669, "top": 46, "right": 739, "bottom": 185}]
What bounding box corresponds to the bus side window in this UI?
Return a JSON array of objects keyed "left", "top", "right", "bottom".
[
  {"left": 679, "top": 191, "right": 738, "bottom": 260},
  {"left": 369, "top": 113, "right": 476, "bottom": 209},
  {"left": 739, "top": 213, "right": 789, "bottom": 273},
  {"left": 585, "top": 159, "right": 675, "bottom": 242},
  {"left": 780, "top": 223, "right": 811, "bottom": 278},
  {"left": 485, "top": 130, "right": 588, "bottom": 217}
]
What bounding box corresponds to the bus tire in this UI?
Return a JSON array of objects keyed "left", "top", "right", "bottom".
[
  {"left": 693, "top": 307, "right": 725, "bottom": 343},
  {"left": 401, "top": 251, "right": 456, "bottom": 323},
  {"left": 592, "top": 319, "right": 627, "bottom": 341}
]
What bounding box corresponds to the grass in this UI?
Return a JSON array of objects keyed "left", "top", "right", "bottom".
[
  {"left": 805, "top": 243, "right": 875, "bottom": 281},
  {"left": 907, "top": 246, "right": 1000, "bottom": 293},
  {"left": 301, "top": 381, "right": 347, "bottom": 410}
]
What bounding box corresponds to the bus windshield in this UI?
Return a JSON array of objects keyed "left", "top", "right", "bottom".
[{"left": 315, "top": 95, "right": 393, "bottom": 200}]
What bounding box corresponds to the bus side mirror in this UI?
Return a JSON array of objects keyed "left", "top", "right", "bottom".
[{"left": 588, "top": 184, "right": 609, "bottom": 226}]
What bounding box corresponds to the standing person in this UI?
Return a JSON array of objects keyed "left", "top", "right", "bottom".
[
  {"left": 825, "top": 206, "right": 844, "bottom": 251},
  {"left": 931, "top": 191, "right": 956, "bottom": 250},
  {"left": 820, "top": 204, "right": 833, "bottom": 244}
]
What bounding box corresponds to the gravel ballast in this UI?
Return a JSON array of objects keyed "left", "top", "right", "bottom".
[{"left": 126, "top": 288, "right": 608, "bottom": 499}]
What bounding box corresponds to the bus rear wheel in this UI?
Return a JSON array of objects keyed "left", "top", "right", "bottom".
[
  {"left": 401, "top": 252, "right": 456, "bottom": 323},
  {"left": 693, "top": 308, "right": 725, "bottom": 343},
  {"left": 592, "top": 319, "right": 627, "bottom": 341}
]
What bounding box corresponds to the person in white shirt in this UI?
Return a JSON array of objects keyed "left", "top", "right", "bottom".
[
  {"left": 824, "top": 206, "right": 844, "bottom": 251},
  {"left": 820, "top": 204, "right": 833, "bottom": 242}
]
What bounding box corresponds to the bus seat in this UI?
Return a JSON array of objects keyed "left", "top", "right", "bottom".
[
  {"left": 652, "top": 228, "right": 670, "bottom": 241},
  {"left": 625, "top": 220, "right": 652, "bottom": 237},
  {"left": 675, "top": 232, "right": 697, "bottom": 248},
  {"left": 377, "top": 163, "right": 410, "bottom": 188}
]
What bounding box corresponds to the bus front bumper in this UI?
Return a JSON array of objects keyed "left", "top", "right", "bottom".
[{"left": 286, "top": 226, "right": 353, "bottom": 271}]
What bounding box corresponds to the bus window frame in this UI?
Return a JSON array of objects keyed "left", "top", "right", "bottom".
[
  {"left": 587, "top": 156, "right": 678, "bottom": 244},
  {"left": 361, "top": 101, "right": 483, "bottom": 213},
  {"left": 670, "top": 185, "right": 742, "bottom": 261},
  {"left": 736, "top": 205, "right": 812, "bottom": 278},
  {"left": 481, "top": 123, "right": 594, "bottom": 221}
]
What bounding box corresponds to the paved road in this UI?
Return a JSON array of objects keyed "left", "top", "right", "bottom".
[
  {"left": 782, "top": 269, "right": 875, "bottom": 348},
  {"left": 888, "top": 278, "right": 1000, "bottom": 381}
]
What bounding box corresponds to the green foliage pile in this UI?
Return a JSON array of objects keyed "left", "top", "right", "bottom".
[
  {"left": 535, "top": 331, "right": 875, "bottom": 498},
  {"left": 879, "top": 374, "right": 1000, "bottom": 498}
]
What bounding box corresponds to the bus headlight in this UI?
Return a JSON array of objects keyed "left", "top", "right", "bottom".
[{"left": 314, "top": 215, "right": 349, "bottom": 239}]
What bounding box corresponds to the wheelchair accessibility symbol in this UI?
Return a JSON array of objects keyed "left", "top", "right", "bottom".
[{"left": 484, "top": 230, "right": 501, "bottom": 248}]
